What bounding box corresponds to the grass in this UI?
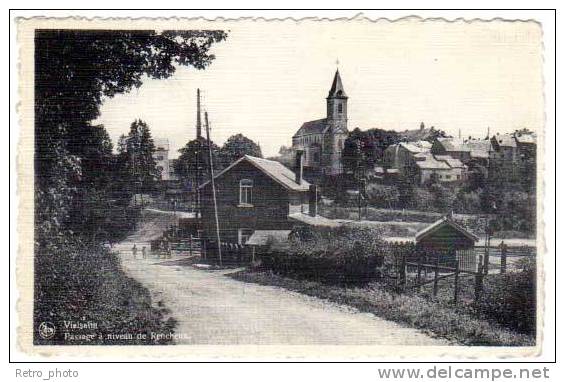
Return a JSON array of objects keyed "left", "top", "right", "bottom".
[
  {"left": 231, "top": 269, "right": 535, "bottom": 346},
  {"left": 34, "top": 241, "right": 176, "bottom": 345}
]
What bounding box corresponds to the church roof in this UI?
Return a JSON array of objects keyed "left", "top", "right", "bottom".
[
  {"left": 328, "top": 69, "right": 347, "bottom": 98},
  {"left": 293, "top": 118, "right": 328, "bottom": 137}
]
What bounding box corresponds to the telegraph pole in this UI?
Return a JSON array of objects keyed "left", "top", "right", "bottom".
[
  {"left": 195, "top": 89, "right": 202, "bottom": 218},
  {"left": 205, "top": 111, "right": 222, "bottom": 266}
]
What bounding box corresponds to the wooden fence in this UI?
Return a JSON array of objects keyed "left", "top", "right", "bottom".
[{"left": 400, "top": 252, "right": 488, "bottom": 305}]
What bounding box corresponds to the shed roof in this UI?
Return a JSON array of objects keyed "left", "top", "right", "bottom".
[
  {"left": 288, "top": 213, "right": 341, "bottom": 227},
  {"left": 199, "top": 155, "right": 311, "bottom": 192},
  {"left": 415, "top": 217, "right": 479, "bottom": 243},
  {"left": 246, "top": 230, "right": 291, "bottom": 246}
]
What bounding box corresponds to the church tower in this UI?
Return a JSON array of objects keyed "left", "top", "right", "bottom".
[
  {"left": 326, "top": 69, "right": 348, "bottom": 129},
  {"left": 323, "top": 69, "right": 349, "bottom": 175}
]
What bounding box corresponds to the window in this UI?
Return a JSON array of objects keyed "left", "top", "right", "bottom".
[
  {"left": 238, "top": 229, "right": 254, "bottom": 245},
  {"left": 239, "top": 179, "right": 253, "bottom": 206},
  {"left": 445, "top": 175, "right": 451, "bottom": 180},
  {"left": 338, "top": 103, "right": 343, "bottom": 114}
]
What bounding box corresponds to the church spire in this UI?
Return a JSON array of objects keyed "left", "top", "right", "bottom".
[{"left": 328, "top": 69, "right": 347, "bottom": 98}]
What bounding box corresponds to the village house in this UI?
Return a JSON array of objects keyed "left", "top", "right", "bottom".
[
  {"left": 199, "top": 152, "right": 318, "bottom": 254},
  {"left": 383, "top": 141, "right": 431, "bottom": 173},
  {"left": 432, "top": 137, "right": 493, "bottom": 167},
  {"left": 431, "top": 138, "right": 471, "bottom": 163},
  {"left": 490, "top": 131, "right": 536, "bottom": 186},
  {"left": 292, "top": 70, "right": 349, "bottom": 177},
  {"left": 153, "top": 138, "right": 171, "bottom": 181},
  {"left": 383, "top": 141, "right": 465, "bottom": 184},
  {"left": 413, "top": 152, "right": 466, "bottom": 184}
]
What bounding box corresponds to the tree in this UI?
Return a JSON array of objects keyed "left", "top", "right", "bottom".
[
  {"left": 365, "top": 128, "right": 401, "bottom": 162},
  {"left": 120, "top": 119, "right": 160, "bottom": 191},
  {"left": 175, "top": 137, "right": 222, "bottom": 188},
  {"left": 342, "top": 127, "right": 401, "bottom": 175},
  {"left": 34, "top": 29, "right": 227, "bottom": 244},
  {"left": 219, "top": 133, "right": 263, "bottom": 167},
  {"left": 342, "top": 128, "right": 367, "bottom": 175},
  {"left": 466, "top": 159, "right": 488, "bottom": 191},
  {"left": 424, "top": 126, "right": 450, "bottom": 143}
]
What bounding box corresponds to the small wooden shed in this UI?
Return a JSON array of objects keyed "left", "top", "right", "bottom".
[{"left": 415, "top": 216, "right": 479, "bottom": 264}]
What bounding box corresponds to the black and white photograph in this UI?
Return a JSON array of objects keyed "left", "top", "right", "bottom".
[{"left": 12, "top": 12, "right": 553, "bottom": 361}]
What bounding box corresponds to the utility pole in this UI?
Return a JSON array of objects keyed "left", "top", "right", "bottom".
[
  {"left": 195, "top": 89, "right": 202, "bottom": 218},
  {"left": 356, "top": 140, "right": 363, "bottom": 221},
  {"left": 483, "top": 130, "right": 494, "bottom": 275},
  {"left": 205, "top": 111, "right": 222, "bottom": 266}
]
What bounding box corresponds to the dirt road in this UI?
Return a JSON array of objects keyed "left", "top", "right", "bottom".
[{"left": 116, "top": 254, "right": 445, "bottom": 345}]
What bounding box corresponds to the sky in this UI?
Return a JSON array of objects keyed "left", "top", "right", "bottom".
[{"left": 95, "top": 18, "right": 543, "bottom": 158}]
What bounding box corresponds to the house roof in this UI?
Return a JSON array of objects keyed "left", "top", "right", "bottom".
[
  {"left": 464, "top": 140, "right": 492, "bottom": 159},
  {"left": 397, "top": 141, "right": 431, "bottom": 154},
  {"left": 434, "top": 155, "right": 466, "bottom": 169},
  {"left": 414, "top": 152, "right": 465, "bottom": 170},
  {"left": 436, "top": 137, "right": 471, "bottom": 152},
  {"left": 199, "top": 155, "right": 311, "bottom": 192},
  {"left": 328, "top": 69, "right": 347, "bottom": 98},
  {"left": 415, "top": 216, "right": 479, "bottom": 243},
  {"left": 493, "top": 134, "right": 517, "bottom": 148},
  {"left": 293, "top": 118, "right": 327, "bottom": 137},
  {"left": 414, "top": 153, "right": 451, "bottom": 170},
  {"left": 515, "top": 133, "right": 536, "bottom": 144},
  {"left": 246, "top": 230, "right": 291, "bottom": 246}
]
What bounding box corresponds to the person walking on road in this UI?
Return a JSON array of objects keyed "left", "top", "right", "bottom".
[
  {"left": 132, "top": 244, "right": 138, "bottom": 259},
  {"left": 142, "top": 246, "right": 147, "bottom": 259}
]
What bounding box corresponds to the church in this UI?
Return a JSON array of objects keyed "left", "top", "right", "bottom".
[{"left": 292, "top": 70, "right": 349, "bottom": 177}]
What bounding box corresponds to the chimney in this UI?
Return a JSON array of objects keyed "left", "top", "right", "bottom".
[
  {"left": 295, "top": 150, "right": 304, "bottom": 185},
  {"left": 309, "top": 184, "right": 318, "bottom": 217}
]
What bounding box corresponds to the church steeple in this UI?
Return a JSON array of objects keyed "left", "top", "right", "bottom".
[
  {"left": 326, "top": 70, "right": 348, "bottom": 124},
  {"left": 327, "top": 69, "right": 348, "bottom": 98}
]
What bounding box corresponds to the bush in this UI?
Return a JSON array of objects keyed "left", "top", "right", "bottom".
[
  {"left": 474, "top": 257, "right": 536, "bottom": 335},
  {"left": 34, "top": 238, "right": 174, "bottom": 344},
  {"left": 490, "top": 191, "right": 536, "bottom": 234},
  {"left": 365, "top": 184, "right": 400, "bottom": 208},
  {"left": 263, "top": 226, "right": 386, "bottom": 285},
  {"left": 454, "top": 189, "right": 483, "bottom": 214}
]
